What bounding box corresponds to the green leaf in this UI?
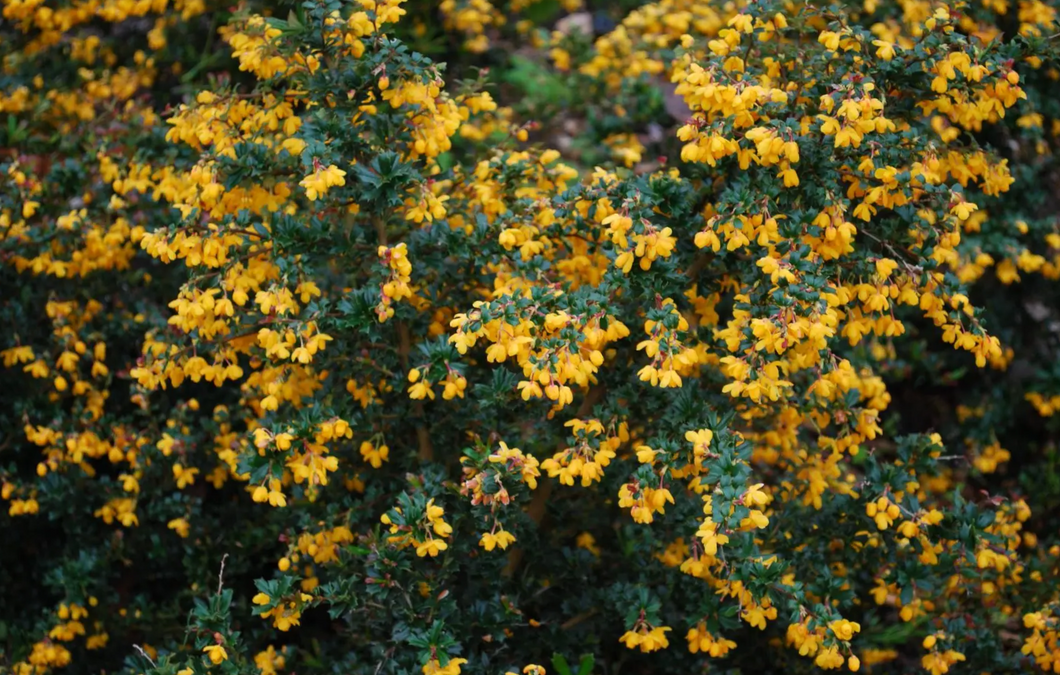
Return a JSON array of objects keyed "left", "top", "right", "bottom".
[
  {"left": 551, "top": 653, "right": 572, "bottom": 675},
  {"left": 576, "top": 653, "right": 595, "bottom": 675}
]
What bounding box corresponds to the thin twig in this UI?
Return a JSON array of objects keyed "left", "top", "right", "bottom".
[
  {"left": 374, "top": 646, "right": 396, "bottom": 675},
  {"left": 561, "top": 608, "right": 599, "bottom": 630},
  {"left": 217, "top": 553, "right": 229, "bottom": 594},
  {"left": 133, "top": 645, "right": 157, "bottom": 667}
]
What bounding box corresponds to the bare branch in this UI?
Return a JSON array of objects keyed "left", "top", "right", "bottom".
[
  {"left": 133, "top": 645, "right": 157, "bottom": 667},
  {"left": 217, "top": 553, "right": 229, "bottom": 595}
]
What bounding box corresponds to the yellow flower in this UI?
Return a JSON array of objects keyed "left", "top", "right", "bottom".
[
  {"left": 415, "top": 538, "right": 448, "bottom": 557},
  {"left": 828, "top": 618, "right": 861, "bottom": 641},
  {"left": 203, "top": 644, "right": 228, "bottom": 664},
  {"left": 360, "top": 441, "right": 390, "bottom": 468},
  {"left": 422, "top": 657, "right": 468, "bottom": 675},
  {"left": 872, "top": 40, "right": 896, "bottom": 60},
  {"left": 299, "top": 164, "right": 347, "bottom": 200},
  {"left": 818, "top": 30, "right": 841, "bottom": 51},
  {"left": 167, "top": 518, "right": 190, "bottom": 538},
  {"left": 479, "top": 529, "right": 516, "bottom": 551},
  {"left": 619, "top": 625, "right": 671, "bottom": 653}
]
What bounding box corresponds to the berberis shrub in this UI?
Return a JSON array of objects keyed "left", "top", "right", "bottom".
[{"left": 4, "top": 0, "right": 1060, "bottom": 673}]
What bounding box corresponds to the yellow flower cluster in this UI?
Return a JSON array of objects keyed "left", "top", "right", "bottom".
[
  {"left": 253, "top": 589, "right": 315, "bottom": 632},
  {"left": 382, "top": 498, "right": 453, "bottom": 558},
  {"left": 540, "top": 418, "right": 625, "bottom": 486},
  {"left": 4, "top": 0, "right": 1060, "bottom": 674},
  {"left": 1023, "top": 609, "right": 1060, "bottom": 672},
  {"left": 7, "top": 601, "right": 106, "bottom": 675},
  {"left": 619, "top": 622, "right": 671, "bottom": 653}
]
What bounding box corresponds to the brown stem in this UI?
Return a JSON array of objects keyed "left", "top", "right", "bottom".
[
  {"left": 398, "top": 321, "right": 433, "bottom": 462},
  {"left": 560, "top": 608, "right": 599, "bottom": 630},
  {"left": 685, "top": 251, "right": 712, "bottom": 281},
  {"left": 504, "top": 386, "right": 606, "bottom": 576},
  {"left": 377, "top": 215, "right": 431, "bottom": 459},
  {"left": 375, "top": 217, "right": 387, "bottom": 246}
]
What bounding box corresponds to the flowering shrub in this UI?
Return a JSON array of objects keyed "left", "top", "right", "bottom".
[{"left": 4, "top": 1, "right": 1060, "bottom": 675}]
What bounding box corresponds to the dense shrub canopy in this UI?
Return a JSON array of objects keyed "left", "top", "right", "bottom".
[{"left": 3, "top": 1, "right": 1060, "bottom": 675}]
